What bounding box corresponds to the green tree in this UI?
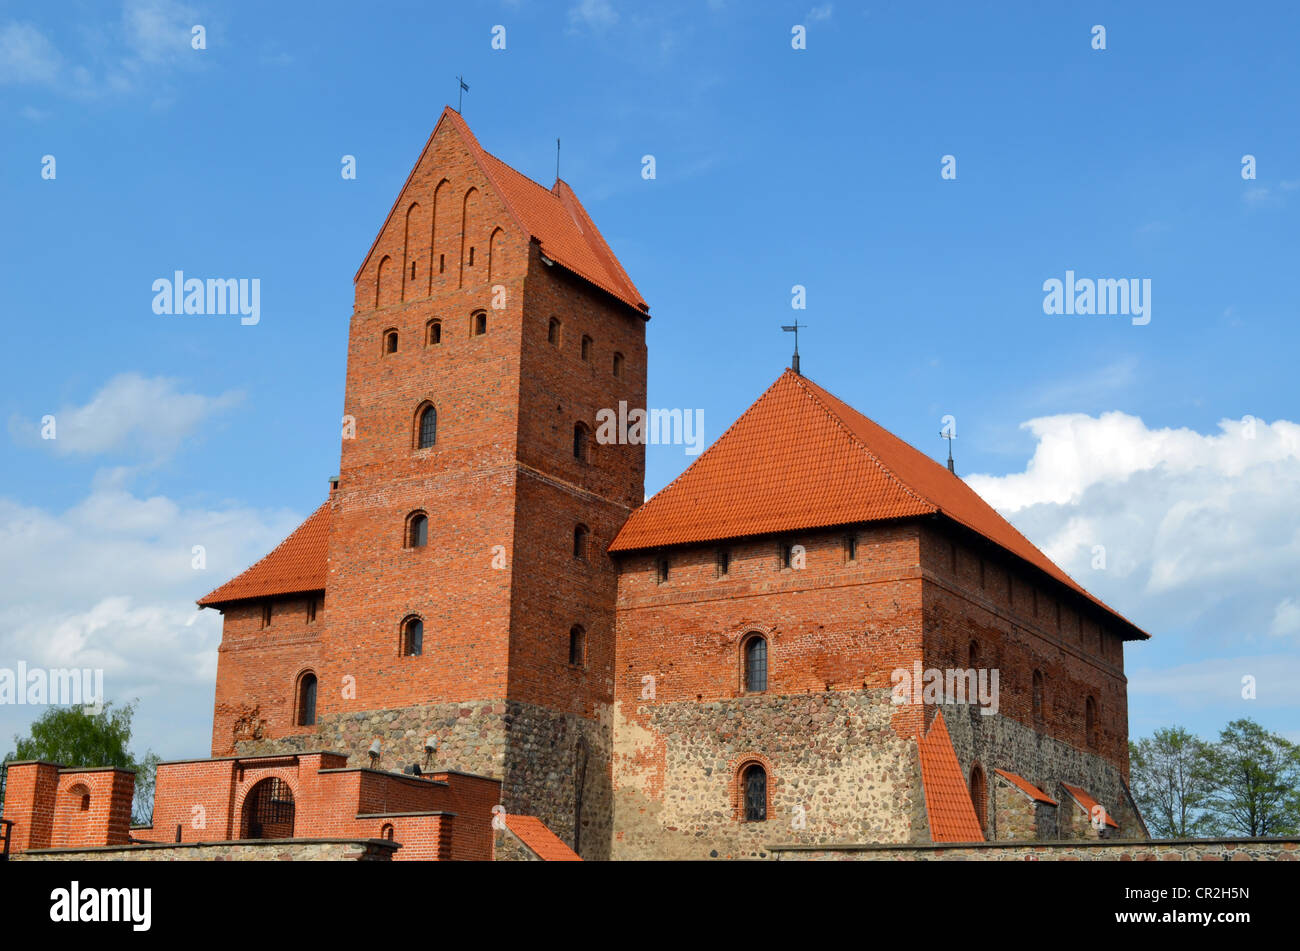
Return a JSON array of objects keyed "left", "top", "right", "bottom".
[
  {"left": 3, "top": 700, "right": 159, "bottom": 826},
  {"left": 1129, "top": 726, "right": 1214, "bottom": 837},
  {"left": 1203, "top": 718, "right": 1300, "bottom": 837}
]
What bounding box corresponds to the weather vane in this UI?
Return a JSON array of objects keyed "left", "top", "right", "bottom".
[
  {"left": 781, "top": 320, "right": 805, "bottom": 375},
  {"left": 457, "top": 75, "right": 469, "bottom": 112},
  {"left": 940, "top": 427, "right": 956, "bottom": 474}
]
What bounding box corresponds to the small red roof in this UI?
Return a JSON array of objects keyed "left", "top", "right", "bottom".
[
  {"left": 917, "top": 711, "right": 985, "bottom": 843},
  {"left": 609, "top": 370, "right": 1147, "bottom": 640},
  {"left": 356, "top": 107, "right": 647, "bottom": 315},
  {"left": 503, "top": 814, "right": 582, "bottom": 861},
  {"left": 197, "top": 503, "right": 330, "bottom": 607},
  {"left": 993, "top": 768, "right": 1057, "bottom": 805},
  {"left": 1060, "top": 782, "right": 1120, "bottom": 828}
]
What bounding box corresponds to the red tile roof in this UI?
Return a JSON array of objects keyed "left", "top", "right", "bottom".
[
  {"left": 356, "top": 107, "right": 647, "bottom": 315},
  {"left": 993, "top": 768, "right": 1057, "bottom": 805},
  {"left": 609, "top": 369, "right": 1148, "bottom": 640},
  {"left": 1060, "top": 782, "right": 1120, "bottom": 828},
  {"left": 917, "top": 711, "right": 985, "bottom": 843},
  {"left": 503, "top": 814, "right": 582, "bottom": 861},
  {"left": 197, "top": 503, "right": 330, "bottom": 607}
]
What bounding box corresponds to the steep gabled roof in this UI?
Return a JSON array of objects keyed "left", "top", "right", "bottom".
[
  {"left": 994, "top": 768, "right": 1057, "bottom": 805},
  {"left": 1060, "top": 782, "right": 1120, "bottom": 829},
  {"left": 503, "top": 814, "right": 582, "bottom": 861},
  {"left": 197, "top": 503, "right": 330, "bottom": 607},
  {"left": 356, "top": 107, "right": 647, "bottom": 315},
  {"left": 917, "top": 711, "right": 985, "bottom": 843},
  {"left": 609, "top": 369, "right": 1148, "bottom": 640}
]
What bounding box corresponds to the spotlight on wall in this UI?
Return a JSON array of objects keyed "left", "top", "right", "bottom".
[
  {"left": 424, "top": 735, "right": 440, "bottom": 769},
  {"left": 368, "top": 739, "right": 381, "bottom": 768},
  {"left": 403, "top": 763, "right": 422, "bottom": 777}
]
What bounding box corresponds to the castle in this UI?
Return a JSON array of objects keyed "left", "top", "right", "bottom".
[{"left": 2, "top": 109, "right": 1149, "bottom": 861}]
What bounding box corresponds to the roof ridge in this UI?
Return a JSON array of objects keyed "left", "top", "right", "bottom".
[{"left": 792, "top": 372, "right": 938, "bottom": 514}]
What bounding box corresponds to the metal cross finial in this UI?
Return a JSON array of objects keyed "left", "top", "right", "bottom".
[
  {"left": 781, "top": 320, "right": 805, "bottom": 375},
  {"left": 457, "top": 75, "right": 469, "bottom": 112},
  {"left": 940, "top": 428, "right": 957, "bottom": 474}
]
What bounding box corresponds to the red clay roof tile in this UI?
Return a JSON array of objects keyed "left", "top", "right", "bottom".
[
  {"left": 197, "top": 503, "right": 330, "bottom": 607},
  {"left": 503, "top": 814, "right": 582, "bottom": 861},
  {"left": 609, "top": 369, "right": 1147, "bottom": 640},
  {"left": 1060, "top": 781, "right": 1120, "bottom": 828},
  {"left": 993, "top": 768, "right": 1057, "bottom": 805},
  {"left": 917, "top": 711, "right": 985, "bottom": 843}
]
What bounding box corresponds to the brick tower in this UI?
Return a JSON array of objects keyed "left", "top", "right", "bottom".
[{"left": 201, "top": 108, "right": 649, "bottom": 858}]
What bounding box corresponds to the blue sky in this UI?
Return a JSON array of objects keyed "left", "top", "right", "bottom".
[{"left": 1, "top": 0, "right": 1298, "bottom": 760}]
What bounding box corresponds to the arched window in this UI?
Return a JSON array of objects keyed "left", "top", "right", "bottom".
[
  {"left": 69, "top": 783, "right": 91, "bottom": 812},
  {"left": 296, "top": 672, "right": 317, "bottom": 726},
  {"left": 1086, "top": 695, "right": 1098, "bottom": 748},
  {"left": 416, "top": 404, "right": 437, "bottom": 449},
  {"left": 580, "top": 334, "right": 593, "bottom": 362},
  {"left": 1032, "top": 669, "right": 1044, "bottom": 724},
  {"left": 406, "top": 511, "right": 428, "bottom": 548},
  {"left": 573, "top": 423, "right": 590, "bottom": 462},
  {"left": 743, "top": 635, "right": 768, "bottom": 693},
  {"left": 401, "top": 617, "right": 424, "bottom": 657},
  {"left": 383, "top": 329, "right": 398, "bottom": 354},
  {"left": 741, "top": 763, "right": 767, "bottom": 821},
  {"left": 548, "top": 317, "right": 561, "bottom": 346},
  {"left": 242, "top": 777, "right": 294, "bottom": 839},
  {"left": 568, "top": 624, "right": 586, "bottom": 667},
  {"left": 427, "top": 319, "right": 442, "bottom": 345},
  {"left": 573, "top": 524, "right": 588, "bottom": 560},
  {"left": 612, "top": 351, "right": 624, "bottom": 378},
  {"left": 381, "top": 823, "right": 395, "bottom": 841},
  {"left": 472, "top": 311, "right": 487, "bottom": 336},
  {"left": 969, "top": 764, "right": 987, "bottom": 834}
]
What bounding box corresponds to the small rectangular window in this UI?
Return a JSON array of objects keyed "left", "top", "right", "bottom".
[
  {"left": 845, "top": 533, "right": 858, "bottom": 562},
  {"left": 656, "top": 557, "right": 669, "bottom": 584},
  {"left": 716, "top": 548, "right": 730, "bottom": 577},
  {"left": 307, "top": 599, "right": 317, "bottom": 624},
  {"left": 261, "top": 602, "right": 272, "bottom": 628},
  {"left": 581, "top": 335, "right": 593, "bottom": 362}
]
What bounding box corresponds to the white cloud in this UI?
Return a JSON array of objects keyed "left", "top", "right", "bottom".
[
  {"left": 0, "top": 21, "right": 61, "bottom": 84},
  {"left": 806, "top": 4, "right": 834, "bottom": 22},
  {"left": 0, "top": 485, "right": 309, "bottom": 759},
  {"left": 1270, "top": 597, "right": 1300, "bottom": 639},
  {"left": 0, "top": 1, "right": 202, "bottom": 100},
  {"left": 9, "top": 373, "right": 243, "bottom": 458},
  {"left": 122, "top": 0, "right": 197, "bottom": 66},
  {"left": 964, "top": 411, "right": 1300, "bottom": 633},
  {"left": 569, "top": 0, "right": 619, "bottom": 31}
]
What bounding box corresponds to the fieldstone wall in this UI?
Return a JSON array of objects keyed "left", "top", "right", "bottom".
[
  {"left": 14, "top": 838, "right": 397, "bottom": 861},
  {"left": 230, "top": 697, "right": 613, "bottom": 859},
  {"left": 937, "top": 702, "right": 1145, "bottom": 838},
  {"left": 770, "top": 838, "right": 1300, "bottom": 861},
  {"left": 612, "top": 688, "right": 926, "bottom": 860}
]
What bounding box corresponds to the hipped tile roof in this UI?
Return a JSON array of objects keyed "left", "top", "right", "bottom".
[
  {"left": 993, "top": 768, "right": 1057, "bottom": 805},
  {"left": 609, "top": 370, "right": 1148, "bottom": 640},
  {"left": 917, "top": 711, "right": 985, "bottom": 843},
  {"left": 356, "top": 107, "right": 647, "bottom": 315},
  {"left": 197, "top": 503, "right": 330, "bottom": 607},
  {"left": 503, "top": 814, "right": 582, "bottom": 861},
  {"left": 1060, "top": 782, "right": 1120, "bottom": 828}
]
